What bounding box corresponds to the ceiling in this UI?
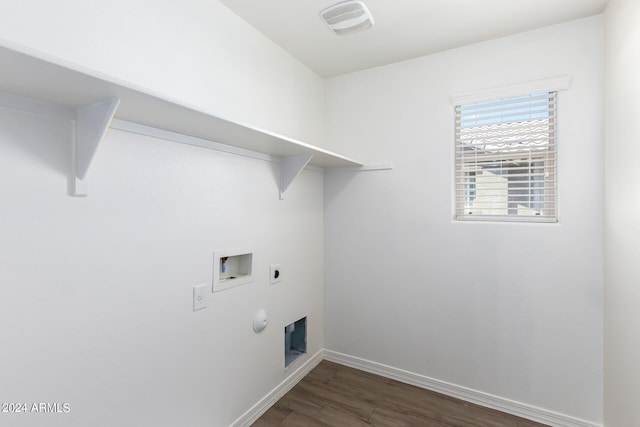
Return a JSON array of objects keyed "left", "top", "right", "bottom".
[{"left": 218, "top": 0, "right": 608, "bottom": 77}]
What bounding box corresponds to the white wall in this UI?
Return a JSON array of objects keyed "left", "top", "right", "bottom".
[
  {"left": 0, "top": 104, "right": 324, "bottom": 427},
  {"left": 0, "top": 1, "right": 612, "bottom": 425},
  {"left": 0, "top": 1, "right": 327, "bottom": 426},
  {"left": 604, "top": 1, "right": 640, "bottom": 425},
  {"left": 0, "top": 0, "right": 325, "bottom": 146},
  {"left": 324, "top": 16, "right": 604, "bottom": 424}
]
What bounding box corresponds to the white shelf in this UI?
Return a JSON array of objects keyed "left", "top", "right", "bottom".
[{"left": 0, "top": 42, "right": 370, "bottom": 197}]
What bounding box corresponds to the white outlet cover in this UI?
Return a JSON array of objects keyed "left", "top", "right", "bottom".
[
  {"left": 270, "top": 264, "right": 282, "bottom": 285},
  {"left": 193, "top": 284, "right": 207, "bottom": 311}
]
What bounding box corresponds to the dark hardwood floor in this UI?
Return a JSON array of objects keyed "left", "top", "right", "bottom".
[{"left": 252, "top": 360, "right": 549, "bottom": 427}]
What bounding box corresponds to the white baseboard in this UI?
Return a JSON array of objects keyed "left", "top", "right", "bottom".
[
  {"left": 231, "top": 349, "right": 602, "bottom": 427},
  {"left": 230, "top": 349, "right": 324, "bottom": 427},
  {"left": 324, "top": 350, "right": 602, "bottom": 427}
]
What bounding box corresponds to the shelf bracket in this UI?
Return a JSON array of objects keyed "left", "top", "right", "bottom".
[
  {"left": 279, "top": 154, "right": 313, "bottom": 200},
  {"left": 72, "top": 98, "right": 120, "bottom": 196}
]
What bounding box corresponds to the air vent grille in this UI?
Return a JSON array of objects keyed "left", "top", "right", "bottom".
[{"left": 320, "top": 1, "right": 374, "bottom": 36}]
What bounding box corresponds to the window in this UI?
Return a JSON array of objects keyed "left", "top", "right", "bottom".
[{"left": 454, "top": 91, "right": 558, "bottom": 222}]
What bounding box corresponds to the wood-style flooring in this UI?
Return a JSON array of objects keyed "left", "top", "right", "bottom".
[{"left": 252, "top": 360, "right": 549, "bottom": 427}]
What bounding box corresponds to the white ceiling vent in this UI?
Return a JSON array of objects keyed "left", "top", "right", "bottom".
[{"left": 320, "top": 1, "right": 375, "bottom": 36}]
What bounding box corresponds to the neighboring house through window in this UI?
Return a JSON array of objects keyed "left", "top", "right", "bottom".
[{"left": 452, "top": 77, "right": 570, "bottom": 223}]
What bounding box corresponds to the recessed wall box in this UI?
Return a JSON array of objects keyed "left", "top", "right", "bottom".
[
  {"left": 212, "top": 250, "right": 254, "bottom": 292},
  {"left": 284, "top": 317, "right": 307, "bottom": 368}
]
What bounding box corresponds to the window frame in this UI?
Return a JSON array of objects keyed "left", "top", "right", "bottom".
[{"left": 451, "top": 77, "right": 571, "bottom": 223}]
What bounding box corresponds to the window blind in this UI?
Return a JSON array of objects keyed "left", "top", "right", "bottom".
[{"left": 454, "top": 92, "right": 557, "bottom": 222}]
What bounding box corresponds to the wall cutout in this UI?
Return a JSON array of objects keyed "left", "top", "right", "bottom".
[
  {"left": 212, "top": 250, "right": 254, "bottom": 292},
  {"left": 284, "top": 317, "right": 307, "bottom": 368}
]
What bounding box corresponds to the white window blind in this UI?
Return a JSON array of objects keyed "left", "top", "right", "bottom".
[{"left": 454, "top": 91, "right": 557, "bottom": 222}]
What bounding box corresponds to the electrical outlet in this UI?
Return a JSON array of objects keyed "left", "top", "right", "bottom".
[{"left": 270, "top": 264, "right": 282, "bottom": 285}]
